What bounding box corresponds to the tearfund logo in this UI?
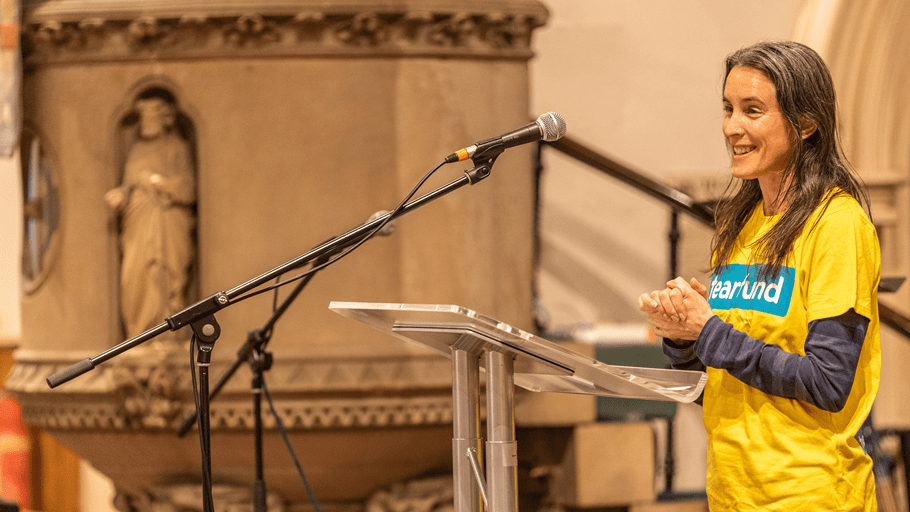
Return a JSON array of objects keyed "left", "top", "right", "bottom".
[{"left": 708, "top": 264, "right": 795, "bottom": 317}]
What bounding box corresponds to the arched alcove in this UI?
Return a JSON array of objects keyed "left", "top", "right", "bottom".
[
  {"left": 794, "top": 0, "right": 910, "bottom": 429},
  {"left": 110, "top": 85, "right": 199, "bottom": 343}
]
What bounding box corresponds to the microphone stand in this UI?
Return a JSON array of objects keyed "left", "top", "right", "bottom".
[
  {"left": 45, "top": 157, "right": 499, "bottom": 509},
  {"left": 176, "top": 253, "right": 328, "bottom": 512}
]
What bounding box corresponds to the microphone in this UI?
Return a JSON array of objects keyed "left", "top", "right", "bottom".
[{"left": 445, "top": 112, "right": 567, "bottom": 163}]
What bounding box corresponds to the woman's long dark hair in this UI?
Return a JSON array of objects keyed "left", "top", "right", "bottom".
[{"left": 712, "top": 41, "right": 870, "bottom": 280}]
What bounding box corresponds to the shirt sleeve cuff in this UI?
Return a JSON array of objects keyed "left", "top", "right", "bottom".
[{"left": 663, "top": 338, "right": 698, "bottom": 366}]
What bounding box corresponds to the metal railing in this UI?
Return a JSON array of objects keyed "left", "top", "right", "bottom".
[{"left": 542, "top": 135, "right": 910, "bottom": 340}]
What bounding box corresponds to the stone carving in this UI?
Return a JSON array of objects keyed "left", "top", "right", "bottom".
[
  {"left": 22, "top": 7, "right": 548, "bottom": 63},
  {"left": 365, "top": 475, "right": 454, "bottom": 512},
  {"left": 225, "top": 14, "right": 280, "bottom": 45},
  {"left": 105, "top": 89, "right": 196, "bottom": 340},
  {"left": 114, "top": 483, "right": 285, "bottom": 512},
  {"left": 334, "top": 12, "right": 385, "bottom": 45},
  {"left": 110, "top": 360, "right": 188, "bottom": 429},
  {"left": 7, "top": 354, "right": 454, "bottom": 431},
  {"left": 21, "top": 391, "right": 454, "bottom": 432},
  {"left": 127, "top": 17, "right": 174, "bottom": 48},
  {"left": 427, "top": 13, "right": 475, "bottom": 47},
  {"left": 32, "top": 19, "right": 78, "bottom": 47},
  {"left": 256, "top": 395, "right": 453, "bottom": 430}
]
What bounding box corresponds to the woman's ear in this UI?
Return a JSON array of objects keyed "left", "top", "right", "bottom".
[{"left": 799, "top": 117, "right": 817, "bottom": 140}]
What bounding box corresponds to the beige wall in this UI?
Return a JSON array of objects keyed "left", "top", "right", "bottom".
[{"left": 530, "top": 0, "right": 801, "bottom": 327}]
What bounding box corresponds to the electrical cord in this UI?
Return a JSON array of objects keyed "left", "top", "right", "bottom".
[
  {"left": 262, "top": 377, "right": 324, "bottom": 512},
  {"left": 229, "top": 159, "right": 447, "bottom": 306}
]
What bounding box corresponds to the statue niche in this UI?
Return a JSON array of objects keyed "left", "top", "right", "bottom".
[{"left": 106, "top": 88, "right": 197, "bottom": 343}]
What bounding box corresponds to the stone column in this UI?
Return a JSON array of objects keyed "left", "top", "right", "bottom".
[{"left": 7, "top": 0, "right": 549, "bottom": 508}]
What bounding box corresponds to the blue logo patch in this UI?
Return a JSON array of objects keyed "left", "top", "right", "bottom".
[{"left": 709, "top": 264, "right": 794, "bottom": 317}]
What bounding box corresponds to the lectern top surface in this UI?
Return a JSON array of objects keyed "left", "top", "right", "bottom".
[{"left": 329, "top": 302, "right": 707, "bottom": 403}]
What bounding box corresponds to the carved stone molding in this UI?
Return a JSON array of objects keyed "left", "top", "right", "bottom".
[
  {"left": 22, "top": 1, "right": 550, "bottom": 65},
  {"left": 8, "top": 348, "right": 453, "bottom": 393},
  {"left": 18, "top": 386, "right": 454, "bottom": 431},
  {"left": 7, "top": 350, "right": 455, "bottom": 430}
]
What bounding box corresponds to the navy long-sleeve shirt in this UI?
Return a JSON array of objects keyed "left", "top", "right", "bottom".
[{"left": 663, "top": 309, "right": 868, "bottom": 412}]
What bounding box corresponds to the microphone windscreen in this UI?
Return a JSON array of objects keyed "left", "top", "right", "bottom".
[{"left": 536, "top": 112, "right": 567, "bottom": 142}]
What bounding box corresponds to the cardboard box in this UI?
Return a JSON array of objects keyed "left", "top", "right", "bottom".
[{"left": 550, "top": 422, "right": 656, "bottom": 507}]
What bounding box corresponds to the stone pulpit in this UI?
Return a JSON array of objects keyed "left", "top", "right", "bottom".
[{"left": 6, "top": 0, "right": 549, "bottom": 509}]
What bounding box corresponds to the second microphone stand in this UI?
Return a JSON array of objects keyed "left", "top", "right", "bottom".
[{"left": 177, "top": 253, "right": 329, "bottom": 512}]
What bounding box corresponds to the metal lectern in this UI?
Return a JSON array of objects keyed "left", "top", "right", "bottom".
[{"left": 329, "top": 302, "right": 708, "bottom": 512}]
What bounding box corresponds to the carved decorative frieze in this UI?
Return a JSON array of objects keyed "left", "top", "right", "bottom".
[
  {"left": 110, "top": 360, "right": 189, "bottom": 429},
  {"left": 22, "top": 393, "right": 454, "bottom": 431},
  {"left": 8, "top": 350, "right": 453, "bottom": 393},
  {"left": 7, "top": 351, "right": 455, "bottom": 430},
  {"left": 21, "top": 2, "right": 549, "bottom": 65}
]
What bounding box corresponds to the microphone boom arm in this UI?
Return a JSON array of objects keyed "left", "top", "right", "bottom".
[{"left": 46, "top": 162, "right": 493, "bottom": 389}]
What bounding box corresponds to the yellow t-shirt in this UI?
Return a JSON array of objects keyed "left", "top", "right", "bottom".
[{"left": 704, "top": 192, "right": 881, "bottom": 511}]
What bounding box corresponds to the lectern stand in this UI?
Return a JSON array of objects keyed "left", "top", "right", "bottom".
[{"left": 329, "top": 302, "right": 708, "bottom": 512}]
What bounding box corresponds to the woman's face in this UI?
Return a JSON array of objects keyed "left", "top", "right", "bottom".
[{"left": 722, "top": 66, "right": 795, "bottom": 183}]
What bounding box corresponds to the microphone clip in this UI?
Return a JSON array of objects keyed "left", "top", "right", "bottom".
[{"left": 464, "top": 154, "right": 497, "bottom": 185}]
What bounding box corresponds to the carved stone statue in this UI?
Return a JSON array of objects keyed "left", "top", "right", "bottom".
[
  {"left": 365, "top": 475, "right": 454, "bottom": 512},
  {"left": 106, "top": 90, "right": 196, "bottom": 339}
]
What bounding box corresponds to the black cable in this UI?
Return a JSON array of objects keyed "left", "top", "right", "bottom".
[
  {"left": 251, "top": 257, "right": 326, "bottom": 510},
  {"left": 229, "top": 159, "right": 447, "bottom": 306},
  {"left": 262, "top": 377, "right": 324, "bottom": 512},
  {"left": 271, "top": 276, "right": 281, "bottom": 311}
]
